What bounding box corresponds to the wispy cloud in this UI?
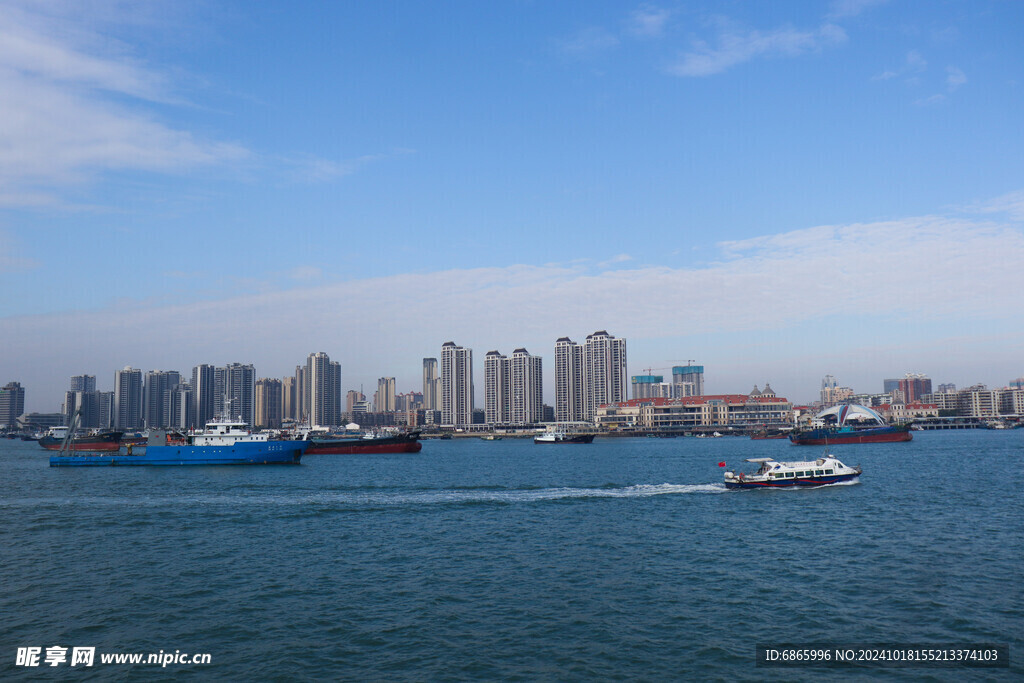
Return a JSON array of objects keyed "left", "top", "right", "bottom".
[
  {"left": 827, "top": 0, "right": 889, "bottom": 20},
  {"left": 946, "top": 66, "right": 967, "bottom": 91},
  {"left": 0, "top": 228, "right": 39, "bottom": 272},
  {"left": 557, "top": 26, "right": 620, "bottom": 56},
  {"left": 872, "top": 49, "right": 927, "bottom": 81},
  {"left": 627, "top": 5, "right": 672, "bottom": 38},
  {"left": 668, "top": 22, "right": 847, "bottom": 77},
  {"left": 963, "top": 189, "right": 1024, "bottom": 222},
  {"left": 5, "top": 195, "right": 1023, "bottom": 404},
  {"left": 0, "top": 2, "right": 250, "bottom": 208}
]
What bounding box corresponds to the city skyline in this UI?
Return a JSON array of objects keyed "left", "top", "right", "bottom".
[
  {"left": 5, "top": 338, "right": 1023, "bottom": 420},
  {"left": 1, "top": 1, "right": 1023, "bottom": 412}
]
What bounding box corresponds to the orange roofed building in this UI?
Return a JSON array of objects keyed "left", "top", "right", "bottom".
[{"left": 594, "top": 384, "right": 793, "bottom": 431}]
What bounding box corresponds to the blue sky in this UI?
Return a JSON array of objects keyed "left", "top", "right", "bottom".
[{"left": 2, "top": 0, "right": 1023, "bottom": 411}]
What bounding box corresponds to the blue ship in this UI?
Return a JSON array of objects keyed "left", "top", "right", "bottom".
[{"left": 49, "top": 420, "right": 307, "bottom": 467}]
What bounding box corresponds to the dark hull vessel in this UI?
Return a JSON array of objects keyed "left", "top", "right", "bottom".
[
  {"left": 305, "top": 432, "right": 422, "bottom": 455},
  {"left": 39, "top": 431, "right": 123, "bottom": 452},
  {"left": 789, "top": 425, "right": 912, "bottom": 445},
  {"left": 534, "top": 433, "right": 595, "bottom": 444}
]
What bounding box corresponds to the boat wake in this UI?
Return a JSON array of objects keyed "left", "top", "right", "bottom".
[{"left": 4, "top": 483, "right": 728, "bottom": 510}]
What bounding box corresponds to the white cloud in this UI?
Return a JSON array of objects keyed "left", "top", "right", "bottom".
[
  {"left": 827, "top": 0, "right": 889, "bottom": 20},
  {"left": 964, "top": 189, "right": 1024, "bottom": 222},
  {"left": 0, "top": 228, "right": 39, "bottom": 272},
  {"left": 627, "top": 5, "right": 672, "bottom": 38},
  {"left": 668, "top": 23, "right": 847, "bottom": 77},
  {"left": 873, "top": 50, "right": 927, "bottom": 82},
  {"left": 0, "top": 2, "right": 250, "bottom": 207},
  {"left": 558, "top": 27, "right": 620, "bottom": 55},
  {"left": 4, "top": 200, "right": 1023, "bottom": 408},
  {"left": 946, "top": 65, "right": 967, "bottom": 91}
]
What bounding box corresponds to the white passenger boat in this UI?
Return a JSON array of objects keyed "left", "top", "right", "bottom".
[{"left": 724, "top": 453, "right": 861, "bottom": 489}]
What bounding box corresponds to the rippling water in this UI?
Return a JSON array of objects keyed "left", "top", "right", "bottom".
[{"left": 2, "top": 431, "right": 1021, "bottom": 680}]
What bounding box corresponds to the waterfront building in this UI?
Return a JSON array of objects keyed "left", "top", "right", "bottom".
[
  {"left": 554, "top": 337, "right": 584, "bottom": 423},
  {"left": 883, "top": 378, "right": 900, "bottom": 394},
  {"left": 376, "top": 377, "right": 396, "bottom": 413},
  {"left": 484, "top": 351, "right": 509, "bottom": 424},
  {"left": 1010, "top": 377, "right": 1024, "bottom": 391},
  {"left": 510, "top": 348, "right": 543, "bottom": 425},
  {"left": 216, "top": 363, "right": 256, "bottom": 426},
  {"left": 281, "top": 376, "right": 296, "bottom": 422},
  {"left": 632, "top": 375, "right": 667, "bottom": 400},
  {"left": 483, "top": 348, "right": 543, "bottom": 425},
  {"left": 255, "top": 378, "right": 283, "bottom": 429},
  {"left": 295, "top": 364, "right": 307, "bottom": 423},
  {"left": 114, "top": 367, "right": 143, "bottom": 431},
  {"left": 875, "top": 402, "right": 939, "bottom": 424},
  {"left": 422, "top": 358, "right": 440, "bottom": 411},
  {"left": 144, "top": 370, "right": 181, "bottom": 429},
  {"left": 672, "top": 365, "right": 704, "bottom": 396},
  {"left": 583, "top": 331, "right": 627, "bottom": 422},
  {"left": 191, "top": 364, "right": 216, "bottom": 428},
  {"left": 937, "top": 383, "right": 957, "bottom": 394},
  {"left": 898, "top": 373, "right": 932, "bottom": 404},
  {"left": 307, "top": 352, "right": 341, "bottom": 428},
  {"left": 595, "top": 390, "right": 793, "bottom": 431},
  {"left": 0, "top": 381, "right": 26, "bottom": 428},
  {"left": 70, "top": 375, "right": 97, "bottom": 393},
  {"left": 166, "top": 384, "right": 192, "bottom": 429},
  {"left": 441, "top": 342, "right": 474, "bottom": 427},
  {"left": 346, "top": 390, "right": 365, "bottom": 415}
]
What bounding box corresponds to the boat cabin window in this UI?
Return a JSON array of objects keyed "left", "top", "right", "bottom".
[
  {"left": 786, "top": 472, "right": 795, "bottom": 478},
  {"left": 814, "top": 470, "right": 823, "bottom": 476},
  {"left": 825, "top": 469, "right": 834, "bottom": 475}
]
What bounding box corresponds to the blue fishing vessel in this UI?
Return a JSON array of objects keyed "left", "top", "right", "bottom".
[{"left": 49, "top": 420, "right": 307, "bottom": 467}]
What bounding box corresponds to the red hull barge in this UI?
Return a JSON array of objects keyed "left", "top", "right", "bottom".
[
  {"left": 789, "top": 426, "right": 912, "bottom": 445},
  {"left": 305, "top": 432, "right": 422, "bottom": 455},
  {"left": 38, "top": 431, "right": 124, "bottom": 452}
]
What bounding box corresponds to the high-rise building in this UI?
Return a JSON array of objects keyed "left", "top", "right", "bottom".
[
  {"left": 583, "top": 331, "right": 627, "bottom": 421},
  {"left": 898, "top": 373, "right": 932, "bottom": 404},
  {"left": 191, "top": 364, "right": 216, "bottom": 428},
  {"left": 376, "top": 377, "right": 396, "bottom": 413},
  {"left": 441, "top": 342, "right": 474, "bottom": 426},
  {"left": 672, "top": 365, "right": 704, "bottom": 396},
  {"left": 346, "top": 390, "right": 365, "bottom": 415},
  {"left": 218, "top": 363, "right": 256, "bottom": 425},
  {"left": 307, "top": 352, "right": 341, "bottom": 427},
  {"left": 281, "top": 375, "right": 297, "bottom": 422},
  {"left": 821, "top": 375, "right": 839, "bottom": 406},
  {"left": 114, "top": 367, "right": 143, "bottom": 430},
  {"left": 144, "top": 370, "right": 180, "bottom": 429},
  {"left": 484, "top": 351, "right": 509, "bottom": 424},
  {"left": 167, "top": 384, "right": 192, "bottom": 429},
  {"left": 632, "top": 375, "right": 666, "bottom": 400},
  {"left": 295, "top": 364, "right": 308, "bottom": 423},
  {"left": 255, "top": 378, "right": 283, "bottom": 428},
  {"left": 554, "top": 337, "right": 584, "bottom": 423},
  {"left": 64, "top": 375, "right": 104, "bottom": 428},
  {"left": 422, "top": 358, "right": 440, "bottom": 411},
  {"left": 1, "top": 381, "right": 26, "bottom": 427},
  {"left": 509, "top": 348, "right": 543, "bottom": 425},
  {"left": 70, "top": 375, "right": 97, "bottom": 392}
]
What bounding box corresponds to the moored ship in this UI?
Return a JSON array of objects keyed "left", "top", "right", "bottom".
[
  {"left": 49, "top": 420, "right": 307, "bottom": 466},
  {"left": 789, "top": 404, "right": 912, "bottom": 445},
  {"left": 304, "top": 430, "right": 422, "bottom": 455},
  {"left": 534, "top": 430, "right": 595, "bottom": 444},
  {"left": 38, "top": 427, "right": 123, "bottom": 452}
]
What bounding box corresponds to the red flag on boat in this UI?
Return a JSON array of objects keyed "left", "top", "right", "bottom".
[{"left": 718, "top": 462, "right": 726, "bottom": 467}]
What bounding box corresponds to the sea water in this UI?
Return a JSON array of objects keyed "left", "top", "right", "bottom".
[{"left": 1, "top": 430, "right": 1021, "bottom": 679}]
